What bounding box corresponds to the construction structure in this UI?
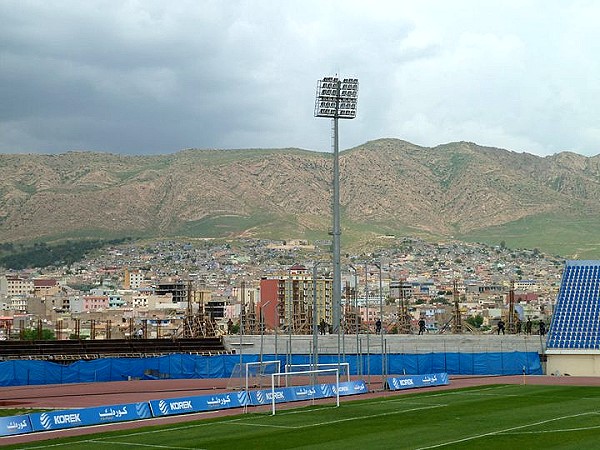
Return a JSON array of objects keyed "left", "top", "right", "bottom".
[
  {"left": 438, "top": 279, "right": 479, "bottom": 334},
  {"left": 343, "top": 282, "right": 361, "bottom": 334},
  {"left": 390, "top": 281, "right": 412, "bottom": 334},
  {"left": 504, "top": 281, "right": 521, "bottom": 334},
  {"left": 180, "top": 281, "right": 218, "bottom": 338},
  {"left": 260, "top": 264, "right": 333, "bottom": 335}
]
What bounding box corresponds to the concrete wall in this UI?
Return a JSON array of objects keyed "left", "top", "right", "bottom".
[
  {"left": 223, "top": 333, "right": 546, "bottom": 356},
  {"left": 546, "top": 352, "right": 600, "bottom": 376}
]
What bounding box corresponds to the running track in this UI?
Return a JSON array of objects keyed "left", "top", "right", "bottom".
[{"left": 2, "top": 375, "right": 599, "bottom": 446}]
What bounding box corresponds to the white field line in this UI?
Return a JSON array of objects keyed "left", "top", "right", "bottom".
[
  {"left": 296, "top": 404, "right": 447, "bottom": 429},
  {"left": 232, "top": 404, "right": 447, "bottom": 430},
  {"left": 503, "top": 412, "right": 600, "bottom": 435},
  {"left": 86, "top": 439, "right": 206, "bottom": 449},
  {"left": 415, "top": 411, "right": 600, "bottom": 449},
  {"left": 234, "top": 422, "right": 296, "bottom": 429},
  {"left": 15, "top": 416, "right": 246, "bottom": 450},
  {"left": 13, "top": 385, "right": 555, "bottom": 449}
]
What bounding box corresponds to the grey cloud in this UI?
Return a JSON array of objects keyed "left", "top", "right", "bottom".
[{"left": 1, "top": 1, "right": 599, "bottom": 156}]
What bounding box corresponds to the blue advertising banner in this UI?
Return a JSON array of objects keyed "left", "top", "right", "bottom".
[
  {"left": 148, "top": 391, "right": 248, "bottom": 417},
  {"left": 249, "top": 380, "right": 368, "bottom": 406},
  {"left": 29, "top": 402, "right": 151, "bottom": 432},
  {"left": 336, "top": 380, "right": 368, "bottom": 396},
  {"left": 0, "top": 414, "right": 33, "bottom": 436},
  {"left": 386, "top": 372, "right": 449, "bottom": 391}
]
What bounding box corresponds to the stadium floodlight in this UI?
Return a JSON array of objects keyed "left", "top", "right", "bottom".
[
  {"left": 314, "top": 76, "right": 359, "bottom": 342},
  {"left": 314, "top": 77, "right": 359, "bottom": 119}
]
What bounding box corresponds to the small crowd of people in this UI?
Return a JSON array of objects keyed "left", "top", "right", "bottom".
[
  {"left": 497, "top": 317, "right": 546, "bottom": 335},
  {"left": 221, "top": 315, "right": 547, "bottom": 336}
]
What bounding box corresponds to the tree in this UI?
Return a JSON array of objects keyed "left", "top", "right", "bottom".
[
  {"left": 466, "top": 314, "right": 484, "bottom": 329},
  {"left": 21, "top": 328, "right": 56, "bottom": 340}
]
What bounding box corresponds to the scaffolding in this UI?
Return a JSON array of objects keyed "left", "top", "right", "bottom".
[
  {"left": 180, "top": 281, "right": 217, "bottom": 338},
  {"left": 343, "top": 282, "right": 361, "bottom": 334},
  {"left": 451, "top": 279, "right": 462, "bottom": 333},
  {"left": 439, "top": 279, "right": 478, "bottom": 334},
  {"left": 505, "top": 281, "right": 521, "bottom": 334},
  {"left": 396, "top": 282, "right": 412, "bottom": 334}
]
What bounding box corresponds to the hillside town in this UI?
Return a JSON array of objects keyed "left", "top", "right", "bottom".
[{"left": 0, "top": 237, "right": 564, "bottom": 341}]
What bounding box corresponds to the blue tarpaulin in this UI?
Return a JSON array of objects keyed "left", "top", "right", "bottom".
[{"left": 0, "top": 351, "right": 542, "bottom": 387}]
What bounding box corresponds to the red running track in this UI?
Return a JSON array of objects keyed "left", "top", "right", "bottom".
[{"left": 2, "top": 375, "right": 599, "bottom": 446}]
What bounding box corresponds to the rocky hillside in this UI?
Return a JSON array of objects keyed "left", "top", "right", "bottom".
[{"left": 1, "top": 139, "right": 600, "bottom": 257}]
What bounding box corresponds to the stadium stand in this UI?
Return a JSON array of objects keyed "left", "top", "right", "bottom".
[
  {"left": 0, "top": 337, "right": 230, "bottom": 361},
  {"left": 547, "top": 260, "right": 600, "bottom": 350}
]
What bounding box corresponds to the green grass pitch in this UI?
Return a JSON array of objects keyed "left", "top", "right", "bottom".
[{"left": 6, "top": 384, "right": 600, "bottom": 449}]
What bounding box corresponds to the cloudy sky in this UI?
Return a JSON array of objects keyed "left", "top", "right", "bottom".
[{"left": 1, "top": 0, "right": 599, "bottom": 156}]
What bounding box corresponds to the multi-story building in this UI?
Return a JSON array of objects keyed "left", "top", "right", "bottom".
[
  {"left": 124, "top": 269, "right": 145, "bottom": 289},
  {"left": 260, "top": 264, "right": 333, "bottom": 333},
  {"left": 33, "top": 279, "right": 60, "bottom": 298},
  {"left": 154, "top": 280, "right": 188, "bottom": 304},
  {"left": 71, "top": 295, "right": 109, "bottom": 313},
  {"left": 0, "top": 275, "right": 34, "bottom": 297}
]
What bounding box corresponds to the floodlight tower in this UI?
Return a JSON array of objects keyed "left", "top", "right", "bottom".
[{"left": 314, "top": 76, "right": 359, "bottom": 334}]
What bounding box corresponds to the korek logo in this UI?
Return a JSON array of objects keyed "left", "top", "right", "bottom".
[
  {"left": 39, "top": 413, "right": 52, "bottom": 430},
  {"left": 136, "top": 402, "right": 148, "bottom": 417},
  {"left": 158, "top": 400, "right": 169, "bottom": 415}
]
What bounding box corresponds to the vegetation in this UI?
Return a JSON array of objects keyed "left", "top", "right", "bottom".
[
  {"left": 460, "top": 213, "right": 600, "bottom": 259},
  {"left": 0, "top": 238, "right": 132, "bottom": 270},
  {"left": 0, "top": 409, "right": 47, "bottom": 418},
  {"left": 466, "top": 314, "right": 484, "bottom": 329},
  {"left": 20, "top": 329, "right": 56, "bottom": 340},
  {"left": 5, "top": 385, "right": 600, "bottom": 449}
]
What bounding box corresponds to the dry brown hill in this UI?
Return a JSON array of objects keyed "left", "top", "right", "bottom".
[{"left": 2, "top": 139, "right": 600, "bottom": 257}]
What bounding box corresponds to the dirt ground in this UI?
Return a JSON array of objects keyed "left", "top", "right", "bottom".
[{"left": 2, "top": 374, "right": 599, "bottom": 446}]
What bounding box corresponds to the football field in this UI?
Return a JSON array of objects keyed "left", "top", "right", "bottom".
[{"left": 5, "top": 384, "right": 600, "bottom": 449}]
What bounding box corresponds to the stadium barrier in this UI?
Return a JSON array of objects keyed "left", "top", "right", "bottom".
[
  {"left": 0, "top": 380, "right": 368, "bottom": 437},
  {"left": 0, "top": 351, "right": 542, "bottom": 387},
  {"left": 386, "top": 372, "right": 449, "bottom": 391}
]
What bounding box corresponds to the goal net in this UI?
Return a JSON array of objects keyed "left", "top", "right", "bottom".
[
  {"left": 269, "top": 368, "right": 340, "bottom": 415},
  {"left": 284, "top": 362, "right": 350, "bottom": 383},
  {"left": 227, "top": 360, "right": 281, "bottom": 391}
]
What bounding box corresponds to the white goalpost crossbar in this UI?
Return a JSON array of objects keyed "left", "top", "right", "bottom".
[{"left": 270, "top": 368, "right": 340, "bottom": 415}]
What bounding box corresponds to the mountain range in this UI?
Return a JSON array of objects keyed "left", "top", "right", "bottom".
[{"left": 1, "top": 138, "right": 600, "bottom": 258}]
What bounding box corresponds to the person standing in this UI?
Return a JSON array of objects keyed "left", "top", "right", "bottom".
[
  {"left": 418, "top": 318, "right": 426, "bottom": 335},
  {"left": 497, "top": 319, "right": 505, "bottom": 335},
  {"left": 525, "top": 318, "right": 532, "bottom": 335},
  {"left": 539, "top": 320, "right": 546, "bottom": 336}
]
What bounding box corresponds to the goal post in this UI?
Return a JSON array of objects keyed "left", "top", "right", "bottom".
[
  {"left": 245, "top": 360, "right": 281, "bottom": 392},
  {"left": 270, "top": 368, "right": 340, "bottom": 415},
  {"left": 227, "top": 360, "right": 281, "bottom": 391}
]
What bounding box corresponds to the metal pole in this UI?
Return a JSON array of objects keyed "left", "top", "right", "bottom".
[
  {"left": 315, "top": 75, "right": 359, "bottom": 367},
  {"left": 260, "top": 307, "right": 264, "bottom": 364},
  {"left": 239, "top": 283, "right": 244, "bottom": 371},
  {"left": 259, "top": 300, "right": 271, "bottom": 364},
  {"left": 376, "top": 261, "right": 384, "bottom": 377},
  {"left": 312, "top": 263, "right": 320, "bottom": 370},
  {"left": 349, "top": 265, "right": 359, "bottom": 375},
  {"left": 332, "top": 88, "right": 341, "bottom": 336},
  {"left": 364, "top": 261, "right": 370, "bottom": 384},
  {"left": 288, "top": 275, "right": 292, "bottom": 369}
]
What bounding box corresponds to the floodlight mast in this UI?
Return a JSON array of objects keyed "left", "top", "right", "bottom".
[{"left": 314, "top": 77, "right": 359, "bottom": 336}]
